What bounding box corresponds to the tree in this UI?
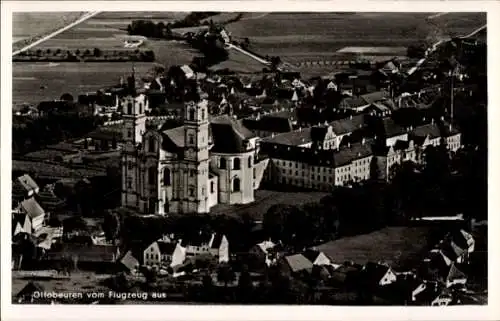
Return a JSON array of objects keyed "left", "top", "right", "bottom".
[
  {"left": 217, "top": 264, "right": 236, "bottom": 287},
  {"left": 60, "top": 93, "right": 74, "bottom": 102},
  {"left": 237, "top": 265, "right": 253, "bottom": 302},
  {"left": 93, "top": 48, "right": 102, "bottom": 57}
]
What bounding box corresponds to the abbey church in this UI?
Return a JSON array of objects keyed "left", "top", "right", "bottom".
[{"left": 120, "top": 79, "right": 269, "bottom": 215}]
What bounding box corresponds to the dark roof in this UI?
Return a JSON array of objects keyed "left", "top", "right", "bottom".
[
  {"left": 310, "top": 126, "right": 328, "bottom": 142},
  {"left": 88, "top": 127, "right": 122, "bottom": 141},
  {"left": 284, "top": 254, "right": 314, "bottom": 273},
  {"left": 382, "top": 117, "right": 407, "bottom": 138},
  {"left": 361, "top": 91, "right": 390, "bottom": 105},
  {"left": 341, "top": 96, "right": 368, "bottom": 109},
  {"left": 242, "top": 114, "right": 294, "bottom": 134},
  {"left": 446, "top": 263, "right": 466, "bottom": 282},
  {"left": 162, "top": 126, "right": 185, "bottom": 149},
  {"left": 302, "top": 249, "right": 321, "bottom": 263},
  {"left": 16, "top": 282, "right": 45, "bottom": 298},
  {"left": 180, "top": 233, "right": 212, "bottom": 247},
  {"left": 19, "top": 198, "right": 45, "bottom": 219},
  {"left": 362, "top": 262, "right": 391, "bottom": 285},
  {"left": 36, "top": 186, "right": 65, "bottom": 211},
  {"left": 157, "top": 241, "right": 177, "bottom": 255},
  {"left": 330, "top": 114, "right": 366, "bottom": 135},
  {"left": 333, "top": 139, "right": 374, "bottom": 167},
  {"left": 411, "top": 123, "right": 442, "bottom": 139},
  {"left": 261, "top": 128, "right": 312, "bottom": 146},
  {"left": 210, "top": 115, "right": 256, "bottom": 153},
  {"left": 48, "top": 244, "right": 118, "bottom": 263},
  {"left": 210, "top": 234, "right": 226, "bottom": 249}
]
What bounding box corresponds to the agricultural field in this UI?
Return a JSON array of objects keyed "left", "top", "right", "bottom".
[
  {"left": 316, "top": 226, "right": 440, "bottom": 270},
  {"left": 212, "top": 189, "right": 329, "bottom": 220},
  {"left": 12, "top": 12, "right": 84, "bottom": 45},
  {"left": 226, "top": 12, "right": 487, "bottom": 74},
  {"left": 209, "top": 47, "right": 268, "bottom": 73},
  {"left": 13, "top": 62, "right": 156, "bottom": 107}
]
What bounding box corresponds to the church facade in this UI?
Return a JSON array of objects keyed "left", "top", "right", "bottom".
[{"left": 121, "top": 93, "right": 269, "bottom": 215}]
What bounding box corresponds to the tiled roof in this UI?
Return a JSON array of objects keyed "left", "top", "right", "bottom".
[
  {"left": 302, "top": 249, "right": 321, "bottom": 263},
  {"left": 284, "top": 254, "right": 314, "bottom": 273},
  {"left": 210, "top": 115, "right": 256, "bottom": 153},
  {"left": 261, "top": 128, "right": 312, "bottom": 146},
  {"left": 383, "top": 117, "right": 407, "bottom": 138},
  {"left": 120, "top": 251, "right": 139, "bottom": 271},
  {"left": 361, "top": 91, "right": 390, "bottom": 105},
  {"left": 411, "top": 123, "right": 442, "bottom": 139},
  {"left": 362, "top": 262, "right": 391, "bottom": 284},
  {"left": 15, "top": 174, "right": 39, "bottom": 193},
  {"left": 330, "top": 114, "right": 366, "bottom": 135},
  {"left": 48, "top": 244, "right": 118, "bottom": 263},
  {"left": 19, "top": 198, "right": 45, "bottom": 219},
  {"left": 341, "top": 96, "right": 368, "bottom": 109},
  {"left": 333, "top": 139, "right": 374, "bottom": 167},
  {"left": 162, "top": 126, "right": 186, "bottom": 149},
  {"left": 446, "top": 263, "right": 466, "bottom": 282},
  {"left": 210, "top": 234, "right": 226, "bottom": 249},
  {"left": 157, "top": 241, "right": 177, "bottom": 255}
]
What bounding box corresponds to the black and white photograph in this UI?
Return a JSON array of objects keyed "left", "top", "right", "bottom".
[{"left": 1, "top": 1, "right": 495, "bottom": 318}]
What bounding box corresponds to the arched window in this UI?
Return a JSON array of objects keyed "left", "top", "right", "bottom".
[
  {"left": 201, "top": 108, "right": 205, "bottom": 120},
  {"left": 233, "top": 178, "right": 240, "bottom": 192},
  {"left": 127, "top": 102, "right": 132, "bottom": 115},
  {"left": 148, "top": 167, "right": 157, "bottom": 185},
  {"left": 220, "top": 158, "right": 226, "bottom": 169},
  {"left": 188, "top": 134, "right": 194, "bottom": 145},
  {"left": 210, "top": 181, "right": 214, "bottom": 193},
  {"left": 248, "top": 156, "right": 252, "bottom": 168},
  {"left": 233, "top": 158, "right": 241, "bottom": 170},
  {"left": 189, "top": 108, "right": 195, "bottom": 121},
  {"left": 149, "top": 137, "right": 155, "bottom": 152},
  {"left": 139, "top": 102, "right": 143, "bottom": 114},
  {"left": 163, "top": 168, "right": 171, "bottom": 186}
]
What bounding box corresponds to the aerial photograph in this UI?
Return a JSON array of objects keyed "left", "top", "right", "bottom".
[{"left": 11, "top": 11, "right": 487, "bottom": 305}]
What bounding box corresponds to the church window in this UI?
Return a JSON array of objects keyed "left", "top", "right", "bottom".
[
  {"left": 128, "top": 130, "right": 132, "bottom": 138},
  {"left": 163, "top": 169, "right": 171, "bottom": 186},
  {"left": 233, "top": 158, "right": 241, "bottom": 170},
  {"left": 210, "top": 181, "right": 215, "bottom": 193},
  {"left": 248, "top": 156, "right": 252, "bottom": 168},
  {"left": 220, "top": 158, "right": 226, "bottom": 169},
  {"left": 189, "top": 187, "right": 195, "bottom": 197},
  {"left": 253, "top": 168, "right": 256, "bottom": 179},
  {"left": 148, "top": 167, "right": 157, "bottom": 185},
  {"left": 202, "top": 187, "right": 205, "bottom": 196},
  {"left": 201, "top": 108, "right": 205, "bottom": 120},
  {"left": 164, "top": 202, "right": 169, "bottom": 213},
  {"left": 127, "top": 177, "right": 132, "bottom": 189},
  {"left": 139, "top": 103, "right": 143, "bottom": 114},
  {"left": 149, "top": 137, "right": 155, "bottom": 152},
  {"left": 128, "top": 161, "right": 132, "bottom": 170},
  {"left": 127, "top": 103, "right": 133, "bottom": 115},
  {"left": 190, "top": 169, "right": 196, "bottom": 177},
  {"left": 188, "top": 134, "right": 194, "bottom": 145},
  {"left": 233, "top": 178, "right": 240, "bottom": 192},
  {"left": 189, "top": 108, "right": 195, "bottom": 121}
]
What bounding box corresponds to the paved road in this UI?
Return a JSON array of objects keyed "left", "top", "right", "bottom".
[{"left": 13, "top": 11, "right": 101, "bottom": 56}]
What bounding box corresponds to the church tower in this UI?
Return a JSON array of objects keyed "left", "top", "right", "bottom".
[
  {"left": 182, "top": 98, "right": 210, "bottom": 213},
  {"left": 121, "top": 70, "right": 147, "bottom": 210}
]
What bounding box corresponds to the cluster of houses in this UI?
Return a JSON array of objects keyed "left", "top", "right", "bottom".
[
  {"left": 120, "top": 232, "right": 230, "bottom": 277},
  {"left": 247, "top": 228, "right": 478, "bottom": 305}
]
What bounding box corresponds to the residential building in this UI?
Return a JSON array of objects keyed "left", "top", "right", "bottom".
[
  {"left": 143, "top": 240, "right": 186, "bottom": 268},
  {"left": 13, "top": 198, "right": 45, "bottom": 233},
  {"left": 361, "top": 262, "right": 398, "bottom": 287},
  {"left": 180, "top": 233, "right": 229, "bottom": 263},
  {"left": 279, "top": 254, "right": 314, "bottom": 276},
  {"left": 249, "top": 240, "right": 278, "bottom": 267},
  {"left": 13, "top": 174, "right": 39, "bottom": 200},
  {"left": 302, "top": 249, "right": 332, "bottom": 266}
]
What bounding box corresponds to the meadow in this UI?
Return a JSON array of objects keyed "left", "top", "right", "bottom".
[
  {"left": 226, "top": 12, "right": 487, "bottom": 74},
  {"left": 13, "top": 62, "right": 156, "bottom": 107}
]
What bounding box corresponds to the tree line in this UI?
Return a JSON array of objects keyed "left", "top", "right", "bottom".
[{"left": 14, "top": 48, "right": 155, "bottom": 63}]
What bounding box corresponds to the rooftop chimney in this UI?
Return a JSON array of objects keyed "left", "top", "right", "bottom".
[
  {"left": 362, "top": 138, "right": 366, "bottom": 145},
  {"left": 348, "top": 142, "right": 351, "bottom": 148},
  {"left": 350, "top": 115, "right": 353, "bottom": 120},
  {"left": 431, "top": 118, "right": 434, "bottom": 124}
]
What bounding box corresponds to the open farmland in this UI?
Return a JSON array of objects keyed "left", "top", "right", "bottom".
[
  {"left": 209, "top": 47, "right": 268, "bottom": 73},
  {"left": 12, "top": 12, "right": 84, "bottom": 45},
  {"left": 13, "top": 62, "right": 155, "bottom": 107},
  {"left": 316, "top": 226, "right": 443, "bottom": 270},
  {"left": 226, "top": 12, "right": 486, "bottom": 74},
  {"left": 212, "top": 189, "right": 329, "bottom": 220}
]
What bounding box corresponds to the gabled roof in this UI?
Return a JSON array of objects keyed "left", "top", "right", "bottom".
[
  {"left": 333, "top": 139, "right": 374, "bottom": 167},
  {"left": 382, "top": 117, "right": 407, "bottom": 138},
  {"left": 15, "top": 174, "right": 39, "bottom": 193},
  {"left": 162, "top": 126, "right": 185, "bottom": 149},
  {"left": 362, "top": 262, "right": 391, "bottom": 285},
  {"left": 16, "top": 281, "right": 45, "bottom": 298},
  {"left": 210, "top": 115, "right": 256, "bottom": 153},
  {"left": 157, "top": 241, "right": 177, "bottom": 255},
  {"left": 446, "top": 263, "right": 466, "bottom": 282},
  {"left": 19, "top": 198, "right": 45, "bottom": 219},
  {"left": 261, "top": 128, "right": 312, "bottom": 146},
  {"left": 210, "top": 234, "right": 226, "bottom": 249},
  {"left": 361, "top": 91, "right": 390, "bottom": 105},
  {"left": 341, "top": 96, "right": 369, "bottom": 109},
  {"left": 302, "top": 249, "right": 322, "bottom": 263},
  {"left": 330, "top": 114, "right": 366, "bottom": 135},
  {"left": 411, "top": 123, "right": 441, "bottom": 139},
  {"left": 256, "top": 240, "right": 276, "bottom": 254},
  {"left": 284, "top": 254, "right": 314, "bottom": 273}
]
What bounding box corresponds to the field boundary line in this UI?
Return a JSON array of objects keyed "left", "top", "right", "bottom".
[{"left": 13, "top": 11, "right": 102, "bottom": 56}]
